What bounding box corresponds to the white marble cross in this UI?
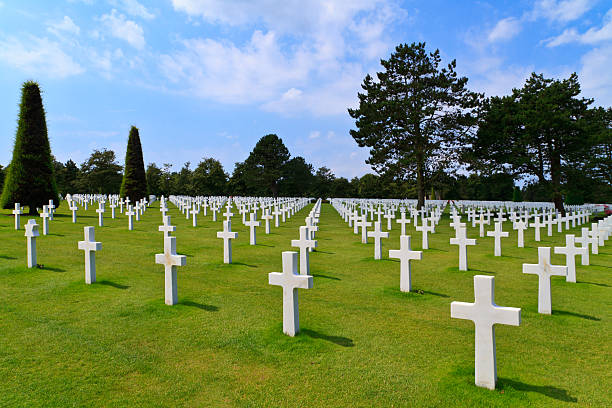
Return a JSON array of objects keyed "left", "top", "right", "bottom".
[
  {"left": 268, "top": 251, "right": 313, "bottom": 337},
  {"left": 109, "top": 202, "right": 116, "bottom": 219},
  {"left": 126, "top": 205, "right": 135, "bottom": 231},
  {"left": 383, "top": 211, "right": 395, "bottom": 230},
  {"left": 192, "top": 206, "right": 200, "bottom": 227},
  {"left": 159, "top": 215, "right": 176, "bottom": 238},
  {"left": 573, "top": 227, "right": 590, "bottom": 266},
  {"left": 291, "top": 225, "right": 317, "bottom": 274},
  {"left": 155, "top": 236, "right": 186, "bottom": 305},
  {"left": 451, "top": 275, "right": 521, "bottom": 390},
  {"left": 450, "top": 226, "right": 477, "bottom": 271},
  {"left": 78, "top": 226, "right": 102, "bottom": 284},
  {"left": 523, "top": 247, "right": 567, "bottom": 314},
  {"left": 415, "top": 218, "right": 434, "bottom": 250},
  {"left": 24, "top": 219, "right": 39, "bottom": 268},
  {"left": 217, "top": 220, "right": 238, "bottom": 264},
  {"left": 96, "top": 203, "right": 105, "bottom": 227},
  {"left": 48, "top": 199, "right": 55, "bottom": 220},
  {"left": 530, "top": 216, "right": 544, "bottom": 242},
  {"left": 245, "top": 213, "right": 260, "bottom": 245},
  {"left": 367, "top": 221, "right": 389, "bottom": 260},
  {"left": 513, "top": 220, "right": 527, "bottom": 248},
  {"left": 588, "top": 226, "right": 599, "bottom": 255},
  {"left": 357, "top": 215, "right": 372, "bottom": 244},
  {"left": 474, "top": 213, "right": 489, "bottom": 238},
  {"left": 70, "top": 201, "right": 78, "bottom": 223},
  {"left": 262, "top": 209, "right": 274, "bottom": 234},
  {"left": 13, "top": 203, "right": 22, "bottom": 230},
  {"left": 487, "top": 222, "right": 508, "bottom": 256},
  {"left": 40, "top": 205, "right": 50, "bottom": 235},
  {"left": 272, "top": 206, "right": 281, "bottom": 227},
  {"left": 388, "top": 235, "right": 422, "bottom": 292},
  {"left": 396, "top": 212, "right": 411, "bottom": 236},
  {"left": 554, "top": 234, "right": 586, "bottom": 283}
]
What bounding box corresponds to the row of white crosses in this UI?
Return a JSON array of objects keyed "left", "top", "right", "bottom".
[{"left": 268, "top": 199, "right": 321, "bottom": 336}]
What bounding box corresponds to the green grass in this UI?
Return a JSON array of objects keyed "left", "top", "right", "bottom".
[{"left": 0, "top": 202, "right": 610, "bottom": 407}]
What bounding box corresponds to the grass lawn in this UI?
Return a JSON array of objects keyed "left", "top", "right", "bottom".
[{"left": 0, "top": 201, "right": 610, "bottom": 407}]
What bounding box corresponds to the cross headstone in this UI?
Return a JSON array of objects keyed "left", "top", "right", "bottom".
[
  {"left": 13, "top": 203, "right": 22, "bottom": 230},
  {"left": 155, "top": 236, "right": 186, "bottom": 305},
  {"left": 48, "top": 199, "right": 55, "bottom": 220},
  {"left": 357, "top": 215, "right": 372, "bottom": 244},
  {"left": 291, "top": 225, "right": 317, "bottom": 274},
  {"left": 70, "top": 201, "right": 78, "bottom": 223},
  {"left": 451, "top": 275, "right": 521, "bottom": 390},
  {"left": 78, "top": 226, "right": 102, "bottom": 284},
  {"left": 268, "top": 251, "right": 313, "bottom": 337},
  {"left": 450, "top": 226, "right": 477, "bottom": 271},
  {"left": 388, "top": 235, "right": 422, "bottom": 292},
  {"left": 96, "top": 203, "right": 105, "bottom": 227},
  {"left": 24, "top": 219, "right": 39, "bottom": 268},
  {"left": 367, "top": 221, "right": 389, "bottom": 260},
  {"left": 573, "top": 227, "right": 590, "bottom": 266},
  {"left": 40, "top": 205, "right": 50, "bottom": 235},
  {"left": 192, "top": 206, "right": 200, "bottom": 227},
  {"left": 262, "top": 209, "right": 273, "bottom": 234},
  {"left": 415, "top": 218, "right": 434, "bottom": 250},
  {"left": 244, "top": 213, "right": 260, "bottom": 245},
  {"left": 396, "top": 211, "right": 411, "bottom": 236},
  {"left": 217, "top": 220, "right": 238, "bottom": 264},
  {"left": 159, "top": 215, "right": 176, "bottom": 238},
  {"left": 513, "top": 220, "right": 527, "bottom": 248},
  {"left": 554, "top": 234, "right": 587, "bottom": 283},
  {"left": 486, "top": 222, "right": 508, "bottom": 257},
  {"left": 126, "top": 205, "right": 135, "bottom": 230},
  {"left": 474, "top": 213, "right": 488, "bottom": 238},
  {"left": 523, "top": 247, "right": 567, "bottom": 314},
  {"left": 530, "top": 216, "right": 544, "bottom": 242}
]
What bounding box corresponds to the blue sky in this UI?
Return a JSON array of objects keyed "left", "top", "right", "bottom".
[{"left": 0, "top": 0, "right": 610, "bottom": 178}]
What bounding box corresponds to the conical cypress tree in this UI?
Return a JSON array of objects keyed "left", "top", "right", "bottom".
[
  {"left": 1, "top": 81, "right": 59, "bottom": 214},
  {"left": 120, "top": 126, "right": 148, "bottom": 202}
]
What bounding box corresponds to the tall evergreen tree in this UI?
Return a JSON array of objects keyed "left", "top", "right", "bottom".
[
  {"left": 1, "top": 81, "right": 59, "bottom": 214},
  {"left": 349, "top": 42, "right": 482, "bottom": 209},
  {"left": 120, "top": 126, "right": 148, "bottom": 202}
]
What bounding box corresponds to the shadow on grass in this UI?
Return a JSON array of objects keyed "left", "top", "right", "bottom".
[
  {"left": 49, "top": 233, "right": 65, "bottom": 237},
  {"left": 553, "top": 310, "right": 600, "bottom": 321},
  {"left": 231, "top": 262, "right": 257, "bottom": 268},
  {"left": 181, "top": 300, "right": 219, "bottom": 312},
  {"left": 578, "top": 281, "right": 610, "bottom": 287},
  {"left": 422, "top": 290, "right": 450, "bottom": 298},
  {"left": 300, "top": 329, "right": 354, "bottom": 347},
  {"left": 470, "top": 268, "right": 496, "bottom": 274},
  {"left": 0, "top": 255, "right": 17, "bottom": 260},
  {"left": 498, "top": 378, "right": 577, "bottom": 403},
  {"left": 426, "top": 248, "right": 448, "bottom": 252},
  {"left": 39, "top": 265, "right": 65, "bottom": 272},
  {"left": 256, "top": 243, "right": 274, "bottom": 248},
  {"left": 98, "top": 280, "right": 130, "bottom": 290},
  {"left": 590, "top": 264, "right": 612, "bottom": 269},
  {"left": 314, "top": 250, "right": 335, "bottom": 255},
  {"left": 312, "top": 274, "right": 341, "bottom": 281}
]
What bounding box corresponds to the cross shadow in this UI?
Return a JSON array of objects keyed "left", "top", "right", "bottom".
[
  {"left": 553, "top": 310, "right": 600, "bottom": 321},
  {"left": 314, "top": 250, "right": 335, "bottom": 255},
  {"left": 470, "top": 269, "right": 496, "bottom": 274},
  {"left": 0, "top": 255, "right": 17, "bottom": 260},
  {"left": 422, "top": 290, "right": 450, "bottom": 298},
  {"left": 312, "top": 274, "right": 341, "bottom": 281},
  {"left": 256, "top": 243, "right": 274, "bottom": 247},
  {"left": 498, "top": 378, "right": 577, "bottom": 402},
  {"left": 49, "top": 233, "right": 65, "bottom": 237},
  {"left": 300, "top": 329, "right": 354, "bottom": 347},
  {"left": 39, "top": 265, "right": 65, "bottom": 272},
  {"left": 181, "top": 300, "right": 219, "bottom": 311},
  {"left": 231, "top": 262, "right": 257, "bottom": 268},
  {"left": 577, "top": 281, "right": 610, "bottom": 287},
  {"left": 590, "top": 264, "right": 612, "bottom": 269},
  {"left": 98, "top": 280, "right": 130, "bottom": 289}
]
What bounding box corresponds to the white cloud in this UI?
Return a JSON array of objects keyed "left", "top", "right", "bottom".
[
  {"left": 545, "top": 9, "right": 612, "bottom": 46},
  {"left": 47, "top": 16, "right": 81, "bottom": 37},
  {"left": 308, "top": 130, "right": 320, "bottom": 139},
  {"left": 0, "top": 35, "right": 84, "bottom": 78},
  {"left": 100, "top": 9, "right": 145, "bottom": 49},
  {"left": 529, "top": 0, "right": 595, "bottom": 23},
  {"left": 579, "top": 44, "right": 612, "bottom": 107},
  {"left": 488, "top": 17, "right": 521, "bottom": 42},
  {"left": 110, "top": 0, "right": 155, "bottom": 20}
]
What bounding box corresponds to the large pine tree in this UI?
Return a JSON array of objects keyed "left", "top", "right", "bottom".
[
  {"left": 120, "top": 126, "right": 148, "bottom": 202},
  {"left": 1, "top": 81, "right": 59, "bottom": 214}
]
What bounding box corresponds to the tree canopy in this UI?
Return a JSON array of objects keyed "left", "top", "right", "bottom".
[
  {"left": 349, "top": 42, "right": 482, "bottom": 209},
  {"left": 120, "top": 126, "right": 148, "bottom": 202}
]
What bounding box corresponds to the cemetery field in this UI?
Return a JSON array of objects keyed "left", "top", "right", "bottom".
[{"left": 0, "top": 203, "right": 610, "bottom": 407}]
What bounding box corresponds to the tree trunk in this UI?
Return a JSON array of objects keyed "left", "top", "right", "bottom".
[
  {"left": 416, "top": 156, "right": 425, "bottom": 210},
  {"left": 551, "top": 152, "right": 565, "bottom": 216}
]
